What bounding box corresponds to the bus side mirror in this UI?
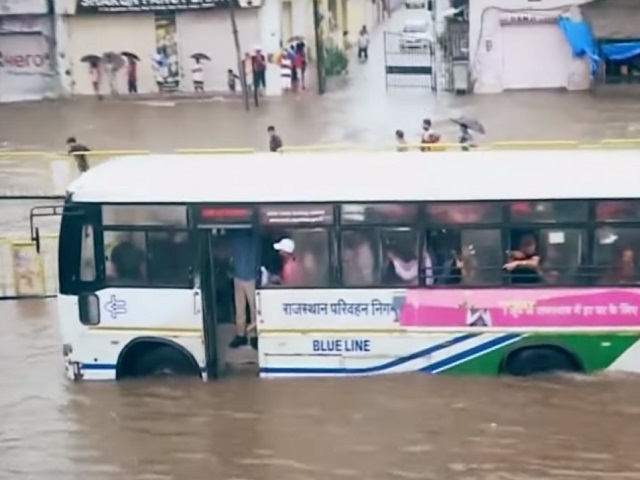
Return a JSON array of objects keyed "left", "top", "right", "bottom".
[{"left": 34, "top": 227, "right": 41, "bottom": 254}]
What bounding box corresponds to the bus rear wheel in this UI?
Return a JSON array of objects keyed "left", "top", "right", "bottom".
[
  {"left": 133, "top": 345, "right": 200, "bottom": 378},
  {"left": 502, "top": 347, "right": 581, "bottom": 377}
]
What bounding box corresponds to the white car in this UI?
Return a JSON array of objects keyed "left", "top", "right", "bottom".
[
  {"left": 399, "top": 19, "right": 433, "bottom": 50},
  {"left": 405, "top": 0, "right": 426, "bottom": 8}
]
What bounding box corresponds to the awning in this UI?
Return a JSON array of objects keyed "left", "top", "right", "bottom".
[
  {"left": 558, "top": 17, "right": 600, "bottom": 76},
  {"left": 600, "top": 42, "right": 640, "bottom": 61}
]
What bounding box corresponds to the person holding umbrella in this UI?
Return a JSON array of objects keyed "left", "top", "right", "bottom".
[
  {"left": 121, "top": 52, "right": 140, "bottom": 94},
  {"left": 191, "top": 53, "right": 210, "bottom": 93},
  {"left": 451, "top": 116, "right": 485, "bottom": 151},
  {"left": 81, "top": 55, "right": 102, "bottom": 98}
]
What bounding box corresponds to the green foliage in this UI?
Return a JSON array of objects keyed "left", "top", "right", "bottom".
[{"left": 323, "top": 45, "right": 348, "bottom": 76}]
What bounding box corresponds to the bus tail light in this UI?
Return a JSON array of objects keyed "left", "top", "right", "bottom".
[{"left": 79, "top": 293, "right": 100, "bottom": 326}]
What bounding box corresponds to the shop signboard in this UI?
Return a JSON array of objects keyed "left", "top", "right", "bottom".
[
  {"left": 0, "top": 0, "right": 49, "bottom": 15},
  {"left": 75, "top": 0, "right": 260, "bottom": 14}
]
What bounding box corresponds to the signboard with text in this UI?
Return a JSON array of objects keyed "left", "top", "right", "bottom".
[
  {"left": 258, "top": 288, "right": 640, "bottom": 330},
  {"left": 74, "top": 0, "right": 259, "bottom": 13}
]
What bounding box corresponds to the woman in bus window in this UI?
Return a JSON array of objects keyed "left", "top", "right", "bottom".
[
  {"left": 504, "top": 234, "right": 542, "bottom": 284},
  {"left": 603, "top": 247, "right": 639, "bottom": 285}
]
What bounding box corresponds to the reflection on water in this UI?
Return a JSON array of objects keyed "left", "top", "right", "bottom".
[{"left": 2, "top": 299, "right": 640, "bottom": 479}]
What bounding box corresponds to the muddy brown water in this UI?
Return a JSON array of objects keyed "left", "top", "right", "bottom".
[{"left": 3, "top": 10, "right": 640, "bottom": 478}]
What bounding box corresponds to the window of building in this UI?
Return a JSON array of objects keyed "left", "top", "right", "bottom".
[
  {"left": 425, "top": 229, "right": 502, "bottom": 285},
  {"left": 261, "top": 228, "right": 331, "bottom": 287},
  {"left": 509, "top": 201, "right": 587, "bottom": 223},
  {"left": 593, "top": 227, "right": 640, "bottom": 285},
  {"left": 103, "top": 229, "right": 192, "bottom": 287},
  {"left": 341, "top": 203, "right": 418, "bottom": 224},
  {"left": 102, "top": 205, "right": 187, "bottom": 227},
  {"left": 80, "top": 224, "right": 96, "bottom": 282},
  {"left": 596, "top": 201, "right": 640, "bottom": 222},
  {"left": 424, "top": 202, "right": 502, "bottom": 224}
]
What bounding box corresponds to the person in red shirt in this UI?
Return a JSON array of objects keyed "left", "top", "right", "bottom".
[
  {"left": 127, "top": 58, "right": 138, "bottom": 94},
  {"left": 272, "top": 238, "right": 303, "bottom": 286}
]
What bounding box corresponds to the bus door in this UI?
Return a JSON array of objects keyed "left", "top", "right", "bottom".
[{"left": 198, "top": 226, "right": 255, "bottom": 379}]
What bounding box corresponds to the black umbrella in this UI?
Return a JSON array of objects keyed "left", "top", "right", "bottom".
[
  {"left": 121, "top": 51, "right": 141, "bottom": 61},
  {"left": 81, "top": 54, "right": 101, "bottom": 64},
  {"left": 451, "top": 116, "right": 485, "bottom": 134},
  {"left": 102, "top": 51, "right": 124, "bottom": 70},
  {"left": 191, "top": 52, "right": 211, "bottom": 61}
]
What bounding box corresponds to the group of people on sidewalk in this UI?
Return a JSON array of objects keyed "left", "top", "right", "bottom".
[{"left": 395, "top": 118, "right": 477, "bottom": 152}]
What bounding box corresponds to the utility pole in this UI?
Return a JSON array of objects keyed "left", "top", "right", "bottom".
[
  {"left": 312, "top": 0, "right": 326, "bottom": 95},
  {"left": 229, "top": 0, "right": 250, "bottom": 111}
]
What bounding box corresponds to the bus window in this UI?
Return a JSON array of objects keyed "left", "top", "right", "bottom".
[
  {"left": 341, "top": 230, "right": 378, "bottom": 287},
  {"left": 424, "top": 202, "right": 502, "bottom": 224},
  {"left": 538, "top": 229, "right": 586, "bottom": 285},
  {"left": 80, "top": 224, "right": 96, "bottom": 282},
  {"left": 381, "top": 228, "right": 419, "bottom": 286},
  {"left": 509, "top": 201, "right": 587, "bottom": 223},
  {"left": 426, "top": 229, "right": 502, "bottom": 286},
  {"left": 104, "top": 231, "right": 147, "bottom": 284},
  {"left": 261, "top": 228, "right": 330, "bottom": 287},
  {"left": 147, "top": 231, "right": 192, "bottom": 287},
  {"left": 594, "top": 227, "right": 640, "bottom": 285},
  {"left": 102, "top": 205, "right": 187, "bottom": 226},
  {"left": 341, "top": 203, "right": 418, "bottom": 224},
  {"left": 596, "top": 201, "right": 640, "bottom": 222}
]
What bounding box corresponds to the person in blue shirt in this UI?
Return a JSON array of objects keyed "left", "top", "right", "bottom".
[{"left": 228, "top": 229, "right": 258, "bottom": 349}]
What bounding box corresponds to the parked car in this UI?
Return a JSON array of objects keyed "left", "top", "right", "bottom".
[
  {"left": 404, "top": 0, "right": 425, "bottom": 8},
  {"left": 399, "top": 19, "right": 433, "bottom": 50}
]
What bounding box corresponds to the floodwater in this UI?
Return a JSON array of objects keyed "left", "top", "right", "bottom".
[{"left": 3, "top": 8, "right": 640, "bottom": 480}]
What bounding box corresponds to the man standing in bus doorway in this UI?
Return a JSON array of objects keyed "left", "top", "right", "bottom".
[{"left": 228, "top": 229, "right": 258, "bottom": 350}]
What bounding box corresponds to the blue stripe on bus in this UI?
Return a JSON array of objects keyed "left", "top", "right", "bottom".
[
  {"left": 259, "top": 332, "right": 481, "bottom": 376},
  {"left": 421, "top": 333, "right": 522, "bottom": 374}
]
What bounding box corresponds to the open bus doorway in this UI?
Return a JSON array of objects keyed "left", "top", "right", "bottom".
[{"left": 198, "top": 227, "right": 258, "bottom": 379}]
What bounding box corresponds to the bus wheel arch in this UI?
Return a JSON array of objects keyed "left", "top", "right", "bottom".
[
  {"left": 500, "top": 344, "right": 583, "bottom": 377},
  {"left": 116, "top": 337, "right": 201, "bottom": 380}
]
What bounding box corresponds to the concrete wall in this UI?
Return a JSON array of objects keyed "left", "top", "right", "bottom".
[{"left": 469, "top": 0, "right": 593, "bottom": 93}]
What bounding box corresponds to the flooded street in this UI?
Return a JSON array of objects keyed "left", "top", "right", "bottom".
[
  {"left": 2, "top": 8, "right": 640, "bottom": 480},
  {"left": 3, "top": 300, "right": 640, "bottom": 480}
]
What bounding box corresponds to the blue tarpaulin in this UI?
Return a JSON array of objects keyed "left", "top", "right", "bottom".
[
  {"left": 601, "top": 42, "right": 640, "bottom": 61},
  {"left": 558, "top": 17, "right": 600, "bottom": 76}
]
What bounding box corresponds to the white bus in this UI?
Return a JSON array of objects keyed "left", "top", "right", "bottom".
[{"left": 45, "top": 149, "right": 640, "bottom": 381}]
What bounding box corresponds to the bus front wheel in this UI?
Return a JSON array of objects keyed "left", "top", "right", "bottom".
[
  {"left": 132, "top": 345, "right": 200, "bottom": 378},
  {"left": 501, "top": 346, "right": 581, "bottom": 377}
]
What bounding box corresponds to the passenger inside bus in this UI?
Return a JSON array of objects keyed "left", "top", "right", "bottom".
[
  {"left": 504, "top": 233, "right": 542, "bottom": 285},
  {"left": 602, "top": 246, "right": 639, "bottom": 285},
  {"left": 110, "top": 241, "right": 145, "bottom": 282},
  {"left": 341, "top": 231, "right": 376, "bottom": 286}
]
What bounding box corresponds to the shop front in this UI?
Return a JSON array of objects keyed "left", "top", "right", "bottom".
[
  {"left": 469, "top": 0, "right": 591, "bottom": 93},
  {"left": 59, "top": 0, "right": 267, "bottom": 96},
  {"left": 0, "top": 0, "right": 56, "bottom": 102}
]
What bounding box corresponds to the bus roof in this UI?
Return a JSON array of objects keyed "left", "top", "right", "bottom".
[{"left": 68, "top": 150, "right": 639, "bottom": 204}]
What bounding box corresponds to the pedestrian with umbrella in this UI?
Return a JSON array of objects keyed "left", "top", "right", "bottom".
[
  {"left": 102, "top": 51, "right": 124, "bottom": 96},
  {"left": 451, "top": 116, "right": 485, "bottom": 151},
  {"left": 121, "top": 52, "right": 140, "bottom": 94},
  {"left": 191, "top": 53, "right": 210, "bottom": 93},
  {"left": 81, "top": 54, "right": 102, "bottom": 99}
]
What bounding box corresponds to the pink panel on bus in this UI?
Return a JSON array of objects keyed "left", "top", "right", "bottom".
[{"left": 398, "top": 289, "right": 640, "bottom": 328}]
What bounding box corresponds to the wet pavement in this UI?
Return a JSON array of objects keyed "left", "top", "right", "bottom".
[{"left": 3, "top": 8, "right": 640, "bottom": 480}]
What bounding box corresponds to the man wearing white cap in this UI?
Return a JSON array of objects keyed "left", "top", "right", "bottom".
[{"left": 272, "top": 238, "right": 302, "bottom": 286}]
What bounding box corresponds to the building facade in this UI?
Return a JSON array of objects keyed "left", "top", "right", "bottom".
[
  {"left": 0, "top": 0, "right": 57, "bottom": 102},
  {"left": 469, "top": 0, "right": 592, "bottom": 93},
  {"left": 54, "top": 0, "right": 287, "bottom": 96}
]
